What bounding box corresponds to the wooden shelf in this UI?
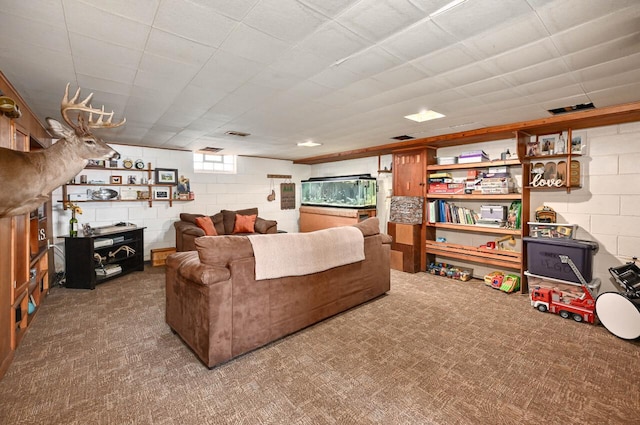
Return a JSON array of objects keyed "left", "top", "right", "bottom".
[
  {"left": 427, "top": 158, "right": 521, "bottom": 171},
  {"left": 523, "top": 153, "right": 582, "bottom": 162},
  {"left": 425, "top": 240, "right": 521, "bottom": 270},
  {"left": 426, "top": 193, "right": 522, "bottom": 200},
  {"left": 427, "top": 222, "right": 521, "bottom": 235}
]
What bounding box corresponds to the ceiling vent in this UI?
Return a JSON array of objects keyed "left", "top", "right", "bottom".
[
  {"left": 225, "top": 130, "right": 251, "bottom": 137},
  {"left": 198, "top": 147, "right": 223, "bottom": 153},
  {"left": 391, "top": 135, "right": 415, "bottom": 140},
  {"left": 548, "top": 102, "right": 595, "bottom": 115}
]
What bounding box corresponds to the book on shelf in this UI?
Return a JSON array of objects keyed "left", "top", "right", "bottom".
[
  {"left": 95, "top": 264, "right": 122, "bottom": 276},
  {"left": 428, "top": 200, "right": 479, "bottom": 225}
]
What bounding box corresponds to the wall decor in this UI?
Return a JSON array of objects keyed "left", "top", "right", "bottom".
[
  {"left": 539, "top": 134, "right": 559, "bottom": 155},
  {"left": 177, "top": 175, "right": 190, "bottom": 193},
  {"left": 530, "top": 160, "right": 580, "bottom": 188},
  {"left": 280, "top": 183, "right": 295, "bottom": 209},
  {"left": 154, "top": 188, "right": 170, "bottom": 200},
  {"left": 110, "top": 175, "right": 122, "bottom": 184},
  {"left": 155, "top": 168, "right": 178, "bottom": 185}
]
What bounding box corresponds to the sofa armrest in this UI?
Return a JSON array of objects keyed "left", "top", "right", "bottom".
[
  {"left": 179, "top": 261, "right": 231, "bottom": 286},
  {"left": 255, "top": 217, "right": 277, "bottom": 234}
]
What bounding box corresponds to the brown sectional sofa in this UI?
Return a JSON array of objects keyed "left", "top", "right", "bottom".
[
  {"left": 165, "top": 217, "right": 391, "bottom": 368},
  {"left": 174, "top": 208, "right": 277, "bottom": 252}
]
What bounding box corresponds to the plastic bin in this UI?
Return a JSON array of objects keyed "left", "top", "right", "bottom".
[{"left": 524, "top": 237, "right": 598, "bottom": 284}]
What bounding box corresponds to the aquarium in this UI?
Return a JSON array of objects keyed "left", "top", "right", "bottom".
[{"left": 301, "top": 174, "right": 377, "bottom": 208}]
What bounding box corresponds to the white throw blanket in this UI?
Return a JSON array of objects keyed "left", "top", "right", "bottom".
[{"left": 247, "top": 227, "right": 365, "bottom": 280}]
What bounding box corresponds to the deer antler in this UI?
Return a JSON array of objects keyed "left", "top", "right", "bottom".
[{"left": 61, "top": 83, "right": 126, "bottom": 132}]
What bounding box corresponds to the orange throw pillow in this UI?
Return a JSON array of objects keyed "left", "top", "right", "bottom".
[
  {"left": 195, "top": 216, "right": 218, "bottom": 236},
  {"left": 233, "top": 214, "right": 257, "bottom": 234}
]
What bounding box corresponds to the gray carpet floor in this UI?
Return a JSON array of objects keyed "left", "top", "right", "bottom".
[{"left": 0, "top": 265, "right": 638, "bottom": 424}]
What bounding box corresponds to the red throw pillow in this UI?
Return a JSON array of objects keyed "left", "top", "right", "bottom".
[
  {"left": 195, "top": 216, "right": 218, "bottom": 236},
  {"left": 233, "top": 214, "right": 257, "bottom": 234}
]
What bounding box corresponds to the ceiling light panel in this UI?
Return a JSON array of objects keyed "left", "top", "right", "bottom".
[{"left": 404, "top": 110, "right": 445, "bottom": 122}]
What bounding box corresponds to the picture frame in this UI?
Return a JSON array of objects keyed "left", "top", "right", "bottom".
[
  {"left": 526, "top": 138, "right": 540, "bottom": 157},
  {"left": 154, "top": 188, "right": 170, "bottom": 200},
  {"left": 155, "top": 168, "right": 178, "bottom": 185},
  {"left": 571, "top": 133, "right": 585, "bottom": 154},
  {"left": 110, "top": 175, "right": 122, "bottom": 184},
  {"left": 539, "top": 134, "right": 559, "bottom": 155}
]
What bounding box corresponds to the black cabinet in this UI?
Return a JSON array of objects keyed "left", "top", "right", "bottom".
[{"left": 64, "top": 227, "right": 145, "bottom": 289}]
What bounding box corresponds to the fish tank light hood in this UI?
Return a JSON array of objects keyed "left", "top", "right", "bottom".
[{"left": 301, "top": 174, "right": 377, "bottom": 209}]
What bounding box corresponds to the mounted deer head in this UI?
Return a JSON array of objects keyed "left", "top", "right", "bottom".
[{"left": 0, "top": 84, "right": 123, "bottom": 218}]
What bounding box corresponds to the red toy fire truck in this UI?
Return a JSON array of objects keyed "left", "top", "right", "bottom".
[{"left": 530, "top": 255, "right": 597, "bottom": 324}]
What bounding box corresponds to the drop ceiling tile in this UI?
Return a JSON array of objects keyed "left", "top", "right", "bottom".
[
  {"left": 145, "top": 29, "right": 217, "bottom": 67},
  {"left": 75, "top": 75, "right": 131, "bottom": 98},
  {"left": 373, "top": 64, "right": 429, "bottom": 87},
  {"left": 0, "top": 15, "right": 70, "bottom": 53},
  {"left": 413, "top": 44, "right": 478, "bottom": 75},
  {"left": 298, "top": 0, "right": 361, "bottom": 18},
  {"left": 563, "top": 32, "right": 640, "bottom": 71},
  {"left": 219, "top": 23, "right": 291, "bottom": 65},
  {"left": 430, "top": 0, "right": 532, "bottom": 40},
  {"left": 573, "top": 53, "right": 640, "bottom": 84},
  {"left": 552, "top": 6, "right": 640, "bottom": 56},
  {"left": 309, "top": 66, "right": 362, "bottom": 90},
  {"left": 533, "top": 0, "right": 639, "bottom": 35},
  {"left": 380, "top": 18, "right": 457, "bottom": 61},
  {"left": 268, "top": 46, "right": 333, "bottom": 79},
  {"left": 77, "top": 0, "right": 160, "bottom": 25},
  {"left": 196, "top": 0, "right": 261, "bottom": 20},
  {"left": 338, "top": 46, "right": 404, "bottom": 78},
  {"left": 462, "top": 13, "right": 549, "bottom": 58},
  {"left": 154, "top": 0, "right": 238, "bottom": 47},
  {"left": 528, "top": 84, "right": 588, "bottom": 104},
  {"left": 296, "top": 21, "right": 369, "bottom": 63},
  {"left": 3, "top": 0, "right": 66, "bottom": 28},
  {"left": 69, "top": 33, "right": 142, "bottom": 71},
  {"left": 513, "top": 73, "right": 576, "bottom": 97},
  {"left": 336, "top": 0, "right": 423, "bottom": 42},
  {"left": 249, "top": 68, "right": 304, "bottom": 91},
  {"left": 64, "top": 1, "right": 150, "bottom": 50},
  {"left": 74, "top": 57, "right": 138, "bottom": 84},
  {"left": 440, "top": 63, "right": 494, "bottom": 87},
  {"left": 190, "top": 50, "right": 264, "bottom": 93},
  {"left": 487, "top": 38, "right": 561, "bottom": 74},
  {"left": 589, "top": 82, "right": 640, "bottom": 107},
  {"left": 457, "top": 76, "right": 512, "bottom": 97},
  {"left": 243, "top": 0, "right": 327, "bottom": 43},
  {"left": 581, "top": 69, "right": 640, "bottom": 93},
  {"left": 500, "top": 58, "right": 568, "bottom": 86}
]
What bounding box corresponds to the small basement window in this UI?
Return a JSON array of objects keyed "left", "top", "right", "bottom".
[{"left": 194, "top": 152, "right": 236, "bottom": 174}]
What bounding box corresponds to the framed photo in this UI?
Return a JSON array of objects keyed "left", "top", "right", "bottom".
[
  {"left": 87, "top": 159, "right": 106, "bottom": 168},
  {"left": 154, "top": 188, "right": 170, "bottom": 200},
  {"left": 526, "top": 138, "right": 540, "bottom": 157},
  {"left": 155, "top": 168, "right": 178, "bottom": 185},
  {"left": 539, "top": 134, "right": 558, "bottom": 155},
  {"left": 110, "top": 175, "right": 122, "bottom": 184},
  {"left": 571, "top": 133, "right": 585, "bottom": 154},
  {"left": 177, "top": 175, "right": 190, "bottom": 194}
]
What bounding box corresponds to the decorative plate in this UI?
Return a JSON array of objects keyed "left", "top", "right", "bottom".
[{"left": 91, "top": 188, "right": 119, "bottom": 200}]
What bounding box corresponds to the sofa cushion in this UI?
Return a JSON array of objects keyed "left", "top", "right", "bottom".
[
  {"left": 212, "top": 212, "right": 225, "bottom": 235},
  {"left": 222, "top": 208, "right": 258, "bottom": 234},
  {"left": 180, "top": 213, "right": 204, "bottom": 225},
  {"left": 196, "top": 235, "right": 254, "bottom": 267},
  {"left": 233, "top": 214, "right": 257, "bottom": 234},
  {"left": 195, "top": 216, "right": 218, "bottom": 236}
]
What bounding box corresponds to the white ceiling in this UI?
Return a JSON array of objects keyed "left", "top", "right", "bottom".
[{"left": 1, "top": 0, "right": 639, "bottom": 161}]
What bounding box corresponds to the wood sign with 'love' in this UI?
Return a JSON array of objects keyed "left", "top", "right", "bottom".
[{"left": 530, "top": 160, "right": 580, "bottom": 188}]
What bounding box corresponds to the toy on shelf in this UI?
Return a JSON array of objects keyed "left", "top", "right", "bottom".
[{"left": 428, "top": 262, "right": 473, "bottom": 281}]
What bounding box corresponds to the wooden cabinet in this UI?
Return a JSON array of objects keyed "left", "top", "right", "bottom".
[
  {"left": 299, "top": 206, "right": 376, "bottom": 232},
  {"left": 0, "top": 72, "right": 52, "bottom": 379},
  {"left": 64, "top": 227, "right": 145, "bottom": 289},
  {"left": 392, "top": 149, "right": 429, "bottom": 197}
]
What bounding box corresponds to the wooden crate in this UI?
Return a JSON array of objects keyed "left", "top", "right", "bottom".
[{"left": 150, "top": 247, "right": 176, "bottom": 267}]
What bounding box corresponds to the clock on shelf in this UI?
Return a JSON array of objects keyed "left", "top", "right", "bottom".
[{"left": 123, "top": 159, "right": 133, "bottom": 169}]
